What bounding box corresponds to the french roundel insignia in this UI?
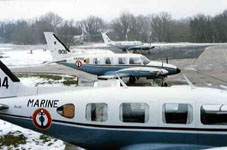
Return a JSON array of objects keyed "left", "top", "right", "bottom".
[
  {"left": 32, "top": 108, "right": 52, "bottom": 130},
  {"left": 75, "top": 60, "right": 82, "bottom": 68}
]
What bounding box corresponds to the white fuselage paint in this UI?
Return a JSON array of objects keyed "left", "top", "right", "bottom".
[{"left": 1, "top": 84, "right": 227, "bottom": 149}]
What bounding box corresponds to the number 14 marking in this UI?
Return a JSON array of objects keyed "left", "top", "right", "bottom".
[{"left": 0, "top": 77, "right": 9, "bottom": 89}]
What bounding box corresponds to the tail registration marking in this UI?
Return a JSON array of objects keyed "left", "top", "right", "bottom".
[{"left": 0, "top": 77, "right": 9, "bottom": 89}]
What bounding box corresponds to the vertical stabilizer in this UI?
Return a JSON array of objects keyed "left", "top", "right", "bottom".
[
  {"left": 101, "top": 32, "right": 113, "bottom": 45},
  {"left": 44, "top": 32, "right": 71, "bottom": 61},
  {"left": 0, "top": 61, "right": 20, "bottom": 98}
]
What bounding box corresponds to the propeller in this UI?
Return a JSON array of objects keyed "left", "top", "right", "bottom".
[{"left": 166, "top": 57, "right": 168, "bottom": 64}]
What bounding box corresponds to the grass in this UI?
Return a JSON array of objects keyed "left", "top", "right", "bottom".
[
  {"left": 63, "top": 78, "right": 78, "bottom": 86},
  {"left": 17, "top": 73, "right": 78, "bottom": 86},
  {"left": 39, "top": 135, "right": 51, "bottom": 144},
  {"left": 0, "top": 131, "right": 27, "bottom": 147}
]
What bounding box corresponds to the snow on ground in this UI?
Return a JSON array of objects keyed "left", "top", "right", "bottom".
[
  {"left": 0, "top": 75, "right": 74, "bottom": 150},
  {"left": 219, "top": 85, "right": 227, "bottom": 90},
  {"left": 0, "top": 43, "right": 80, "bottom": 150},
  {"left": 1, "top": 48, "right": 52, "bottom": 68},
  {"left": 0, "top": 121, "right": 65, "bottom": 150},
  {"left": 0, "top": 44, "right": 113, "bottom": 69}
]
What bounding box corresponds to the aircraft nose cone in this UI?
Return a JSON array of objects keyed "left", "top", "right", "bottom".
[{"left": 176, "top": 68, "right": 181, "bottom": 73}]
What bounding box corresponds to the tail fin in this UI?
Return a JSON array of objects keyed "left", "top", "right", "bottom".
[
  {"left": 44, "top": 32, "right": 71, "bottom": 61},
  {"left": 101, "top": 32, "right": 112, "bottom": 45},
  {"left": 0, "top": 61, "right": 20, "bottom": 98},
  {"left": 81, "top": 25, "right": 89, "bottom": 36}
]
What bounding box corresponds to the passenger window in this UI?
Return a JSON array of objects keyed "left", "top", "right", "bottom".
[
  {"left": 201, "top": 105, "right": 227, "bottom": 125},
  {"left": 86, "top": 103, "right": 108, "bottom": 122},
  {"left": 118, "top": 57, "right": 126, "bottom": 64},
  {"left": 93, "top": 58, "right": 99, "bottom": 64},
  {"left": 57, "top": 104, "right": 75, "bottom": 119},
  {"left": 105, "top": 58, "right": 111, "bottom": 64},
  {"left": 120, "top": 103, "right": 149, "bottom": 123},
  {"left": 163, "top": 103, "right": 193, "bottom": 124}
]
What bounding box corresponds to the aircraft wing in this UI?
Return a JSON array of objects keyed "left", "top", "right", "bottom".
[
  {"left": 0, "top": 104, "right": 9, "bottom": 111},
  {"left": 128, "top": 45, "right": 155, "bottom": 51},
  {"left": 98, "top": 67, "right": 168, "bottom": 79},
  {"left": 120, "top": 143, "right": 213, "bottom": 150}
]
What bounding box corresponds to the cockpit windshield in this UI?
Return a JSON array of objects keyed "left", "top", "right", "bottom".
[
  {"left": 141, "top": 56, "right": 151, "bottom": 65},
  {"left": 129, "top": 56, "right": 151, "bottom": 65},
  {"left": 129, "top": 57, "right": 142, "bottom": 65}
]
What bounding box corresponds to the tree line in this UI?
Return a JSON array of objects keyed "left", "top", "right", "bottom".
[{"left": 0, "top": 10, "right": 227, "bottom": 45}]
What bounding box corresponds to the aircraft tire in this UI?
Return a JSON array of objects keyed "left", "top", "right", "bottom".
[{"left": 129, "top": 76, "right": 136, "bottom": 84}]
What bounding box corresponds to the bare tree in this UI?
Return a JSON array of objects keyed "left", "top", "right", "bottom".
[
  {"left": 111, "top": 12, "right": 136, "bottom": 40},
  {"left": 57, "top": 20, "right": 78, "bottom": 46},
  {"left": 81, "top": 16, "right": 106, "bottom": 41},
  {"left": 39, "top": 12, "right": 63, "bottom": 31},
  {"left": 149, "top": 12, "right": 173, "bottom": 42}
]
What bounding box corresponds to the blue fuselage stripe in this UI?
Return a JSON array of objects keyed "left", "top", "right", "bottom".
[
  {"left": 60, "top": 62, "right": 177, "bottom": 76},
  {"left": 0, "top": 113, "right": 227, "bottom": 150}
]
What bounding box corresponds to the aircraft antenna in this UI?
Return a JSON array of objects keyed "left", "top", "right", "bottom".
[
  {"left": 116, "top": 74, "right": 127, "bottom": 88},
  {"left": 183, "top": 74, "right": 196, "bottom": 89}
]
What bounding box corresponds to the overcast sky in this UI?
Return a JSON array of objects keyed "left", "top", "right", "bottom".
[{"left": 0, "top": 0, "right": 227, "bottom": 21}]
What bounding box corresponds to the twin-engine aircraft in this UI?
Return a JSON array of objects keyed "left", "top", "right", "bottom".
[
  {"left": 73, "top": 25, "right": 89, "bottom": 44},
  {"left": 1, "top": 61, "right": 227, "bottom": 150},
  {"left": 44, "top": 32, "right": 180, "bottom": 83},
  {"left": 101, "top": 32, "right": 155, "bottom": 51}
]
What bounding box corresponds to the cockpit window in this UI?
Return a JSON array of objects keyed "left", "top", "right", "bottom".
[
  {"left": 118, "top": 57, "right": 127, "bottom": 64},
  {"left": 57, "top": 104, "right": 75, "bottom": 119},
  {"left": 93, "top": 58, "right": 100, "bottom": 64},
  {"left": 86, "top": 103, "right": 108, "bottom": 122},
  {"left": 141, "top": 56, "right": 151, "bottom": 65},
  {"left": 163, "top": 103, "right": 193, "bottom": 124},
  {"left": 120, "top": 103, "right": 149, "bottom": 123},
  {"left": 129, "top": 57, "right": 142, "bottom": 65},
  {"left": 201, "top": 105, "right": 227, "bottom": 125}
]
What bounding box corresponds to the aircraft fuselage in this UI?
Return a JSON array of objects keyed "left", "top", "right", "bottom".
[{"left": 1, "top": 86, "right": 227, "bottom": 150}]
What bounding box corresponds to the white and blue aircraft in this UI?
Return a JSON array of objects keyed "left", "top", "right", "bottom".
[
  {"left": 44, "top": 32, "right": 180, "bottom": 83},
  {"left": 101, "top": 32, "right": 155, "bottom": 51},
  {"left": 73, "top": 25, "right": 89, "bottom": 44},
  {"left": 1, "top": 61, "right": 227, "bottom": 150}
]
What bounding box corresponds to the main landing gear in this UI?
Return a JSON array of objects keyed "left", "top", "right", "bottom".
[
  {"left": 128, "top": 77, "right": 140, "bottom": 84},
  {"left": 128, "top": 76, "right": 136, "bottom": 84},
  {"left": 152, "top": 78, "right": 168, "bottom": 87}
]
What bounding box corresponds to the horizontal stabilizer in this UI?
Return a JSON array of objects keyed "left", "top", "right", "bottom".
[{"left": 0, "top": 104, "right": 9, "bottom": 111}]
